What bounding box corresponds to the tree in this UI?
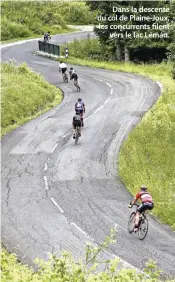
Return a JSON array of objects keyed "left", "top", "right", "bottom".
[
  {"left": 167, "top": 1, "right": 175, "bottom": 78},
  {"left": 87, "top": 1, "right": 171, "bottom": 62}
]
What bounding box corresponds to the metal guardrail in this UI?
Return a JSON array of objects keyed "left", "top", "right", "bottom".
[{"left": 38, "top": 41, "right": 60, "bottom": 56}]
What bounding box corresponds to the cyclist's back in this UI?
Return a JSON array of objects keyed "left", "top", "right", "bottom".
[
  {"left": 73, "top": 114, "right": 81, "bottom": 125},
  {"left": 70, "top": 67, "right": 78, "bottom": 80},
  {"left": 72, "top": 114, "right": 82, "bottom": 138},
  {"left": 75, "top": 99, "right": 85, "bottom": 113},
  {"left": 59, "top": 62, "right": 67, "bottom": 74}
]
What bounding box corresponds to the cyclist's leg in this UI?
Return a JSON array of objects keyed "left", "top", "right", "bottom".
[
  {"left": 80, "top": 110, "right": 84, "bottom": 126},
  {"left": 72, "top": 121, "right": 76, "bottom": 138},
  {"left": 73, "top": 126, "right": 76, "bottom": 138},
  {"left": 61, "top": 69, "right": 64, "bottom": 78},
  {"left": 79, "top": 125, "right": 82, "bottom": 136},
  {"left": 134, "top": 204, "right": 145, "bottom": 230}
]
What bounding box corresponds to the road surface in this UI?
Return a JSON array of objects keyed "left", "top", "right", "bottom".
[{"left": 1, "top": 31, "right": 175, "bottom": 278}]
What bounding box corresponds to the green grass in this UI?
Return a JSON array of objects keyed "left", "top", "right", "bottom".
[
  {"left": 1, "top": 1, "right": 96, "bottom": 42},
  {"left": 60, "top": 56, "right": 175, "bottom": 229},
  {"left": 1, "top": 61, "right": 62, "bottom": 136},
  {"left": 1, "top": 26, "right": 76, "bottom": 44}
]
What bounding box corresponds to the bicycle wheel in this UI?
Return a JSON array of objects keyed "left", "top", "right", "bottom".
[
  {"left": 65, "top": 75, "right": 68, "bottom": 83},
  {"left": 75, "top": 127, "right": 79, "bottom": 145},
  {"left": 138, "top": 217, "right": 148, "bottom": 240},
  {"left": 77, "top": 83, "right": 80, "bottom": 92},
  {"left": 128, "top": 212, "right": 136, "bottom": 234}
]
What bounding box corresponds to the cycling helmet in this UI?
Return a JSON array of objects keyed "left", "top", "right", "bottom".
[
  {"left": 70, "top": 67, "right": 73, "bottom": 70},
  {"left": 78, "top": 98, "right": 82, "bottom": 101},
  {"left": 60, "top": 61, "right": 63, "bottom": 64},
  {"left": 141, "top": 185, "right": 147, "bottom": 191}
]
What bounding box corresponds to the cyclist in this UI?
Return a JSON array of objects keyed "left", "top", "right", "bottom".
[
  {"left": 128, "top": 185, "right": 154, "bottom": 232},
  {"left": 75, "top": 98, "right": 85, "bottom": 126},
  {"left": 59, "top": 61, "right": 68, "bottom": 78},
  {"left": 69, "top": 67, "right": 78, "bottom": 82},
  {"left": 44, "top": 32, "right": 51, "bottom": 42},
  {"left": 72, "top": 114, "right": 82, "bottom": 139}
]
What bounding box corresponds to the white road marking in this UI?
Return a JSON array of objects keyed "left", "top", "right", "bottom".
[
  {"left": 70, "top": 222, "right": 87, "bottom": 236},
  {"left": 70, "top": 222, "right": 95, "bottom": 241},
  {"left": 93, "top": 105, "right": 104, "bottom": 114},
  {"left": 104, "top": 97, "right": 111, "bottom": 104},
  {"left": 44, "top": 163, "right": 48, "bottom": 171},
  {"left": 84, "top": 116, "right": 90, "bottom": 121},
  {"left": 50, "top": 197, "right": 64, "bottom": 214},
  {"left": 62, "top": 132, "right": 69, "bottom": 138},
  {"left": 110, "top": 88, "right": 113, "bottom": 95},
  {"left": 51, "top": 143, "right": 58, "bottom": 153},
  {"left": 44, "top": 175, "right": 49, "bottom": 190},
  {"left": 106, "top": 82, "right": 111, "bottom": 88}
]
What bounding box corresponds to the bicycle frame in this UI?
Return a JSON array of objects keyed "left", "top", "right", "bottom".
[{"left": 128, "top": 204, "right": 149, "bottom": 240}]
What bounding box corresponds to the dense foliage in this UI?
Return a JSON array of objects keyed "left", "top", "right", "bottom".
[
  {"left": 1, "top": 1, "right": 96, "bottom": 41},
  {"left": 1, "top": 230, "right": 172, "bottom": 282},
  {"left": 61, "top": 36, "right": 106, "bottom": 60},
  {"left": 1, "top": 61, "right": 62, "bottom": 136},
  {"left": 87, "top": 1, "right": 173, "bottom": 62}
]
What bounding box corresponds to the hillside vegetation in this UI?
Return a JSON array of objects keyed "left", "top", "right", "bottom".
[
  {"left": 1, "top": 61, "right": 62, "bottom": 136},
  {"left": 1, "top": 1, "right": 96, "bottom": 41}
]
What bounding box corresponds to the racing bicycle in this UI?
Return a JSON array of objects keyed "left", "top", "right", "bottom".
[{"left": 128, "top": 204, "right": 149, "bottom": 240}]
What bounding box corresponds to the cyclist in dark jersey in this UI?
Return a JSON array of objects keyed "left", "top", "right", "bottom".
[
  {"left": 72, "top": 114, "right": 82, "bottom": 139},
  {"left": 128, "top": 185, "right": 154, "bottom": 232},
  {"left": 69, "top": 67, "right": 78, "bottom": 81},
  {"left": 44, "top": 32, "right": 51, "bottom": 42}
]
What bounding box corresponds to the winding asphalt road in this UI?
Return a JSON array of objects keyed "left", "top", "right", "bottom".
[{"left": 1, "top": 30, "right": 175, "bottom": 278}]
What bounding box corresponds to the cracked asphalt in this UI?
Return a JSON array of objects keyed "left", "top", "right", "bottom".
[{"left": 1, "top": 31, "right": 175, "bottom": 278}]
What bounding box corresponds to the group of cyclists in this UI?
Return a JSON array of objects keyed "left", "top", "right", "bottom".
[
  {"left": 59, "top": 61, "right": 79, "bottom": 87},
  {"left": 59, "top": 62, "right": 83, "bottom": 139},
  {"left": 44, "top": 33, "right": 154, "bottom": 231},
  {"left": 72, "top": 98, "right": 85, "bottom": 139}
]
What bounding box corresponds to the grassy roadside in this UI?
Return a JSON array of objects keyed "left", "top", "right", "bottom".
[
  {"left": 1, "top": 1, "right": 96, "bottom": 42},
  {"left": 1, "top": 61, "right": 62, "bottom": 137},
  {"left": 60, "top": 57, "right": 175, "bottom": 229},
  {"left": 1, "top": 27, "right": 75, "bottom": 44}
]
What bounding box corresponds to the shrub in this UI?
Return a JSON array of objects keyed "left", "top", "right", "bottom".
[{"left": 1, "top": 229, "right": 169, "bottom": 282}]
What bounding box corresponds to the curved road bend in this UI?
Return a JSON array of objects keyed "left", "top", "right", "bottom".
[{"left": 1, "top": 31, "right": 175, "bottom": 277}]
